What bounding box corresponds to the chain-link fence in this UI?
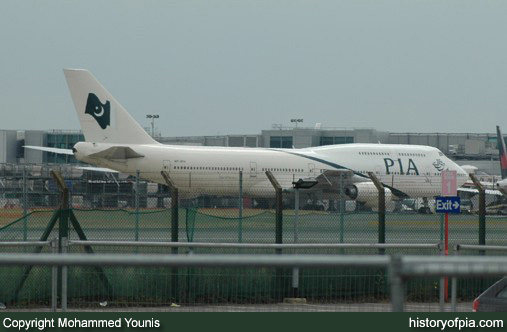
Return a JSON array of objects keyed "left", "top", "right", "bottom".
[
  {"left": 2, "top": 164, "right": 503, "bottom": 245},
  {"left": 2, "top": 252, "right": 505, "bottom": 312},
  {"left": 0, "top": 163, "right": 505, "bottom": 310}
]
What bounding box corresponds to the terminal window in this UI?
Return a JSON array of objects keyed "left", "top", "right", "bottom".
[
  {"left": 270, "top": 136, "right": 293, "bottom": 148},
  {"left": 320, "top": 136, "right": 354, "bottom": 146}
]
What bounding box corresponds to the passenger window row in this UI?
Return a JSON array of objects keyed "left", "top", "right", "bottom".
[{"left": 174, "top": 166, "right": 244, "bottom": 171}]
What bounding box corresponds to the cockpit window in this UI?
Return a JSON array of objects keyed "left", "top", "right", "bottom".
[{"left": 438, "top": 152, "right": 444, "bottom": 156}]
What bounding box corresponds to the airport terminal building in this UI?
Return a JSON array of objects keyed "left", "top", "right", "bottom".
[{"left": 0, "top": 126, "right": 503, "bottom": 175}]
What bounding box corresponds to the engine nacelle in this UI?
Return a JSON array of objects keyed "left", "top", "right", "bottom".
[
  {"left": 344, "top": 182, "right": 393, "bottom": 210},
  {"left": 496, "top": 179, "right": 507, "bottom": 196}
]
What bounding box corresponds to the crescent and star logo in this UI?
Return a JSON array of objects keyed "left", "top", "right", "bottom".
[
  {"left": 85, "top": 93, "right": 110, "bottom": 129},
  {"left": 432, "top": 159, "right": 445, "bottom": 171}
]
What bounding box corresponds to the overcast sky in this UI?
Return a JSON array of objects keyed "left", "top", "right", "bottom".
[{"left": 1, "top": 1, "right": 507, "bottom": 136}]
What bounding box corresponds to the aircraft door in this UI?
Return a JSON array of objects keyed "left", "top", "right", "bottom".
[
  {"left": 250, "top": 162, "right": 257, "bottom": 178},
  {"left": 308, "top": 163, "right": 315, "bottom": 174},
  {"left": 163, "top": 160, "right": 171, "bottom": 173}
]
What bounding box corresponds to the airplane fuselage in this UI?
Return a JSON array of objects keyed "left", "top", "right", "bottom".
[{"left": 74, "top": 142, "right": 468, "bottom": 199}]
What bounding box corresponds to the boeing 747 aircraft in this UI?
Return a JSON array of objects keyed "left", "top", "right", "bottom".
[{"left": 26, "top": 69, "right": 469, "bottom": 208}]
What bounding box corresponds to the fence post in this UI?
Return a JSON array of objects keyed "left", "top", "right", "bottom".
[
  {"left": 51, "top": 170, "right": 69, "bottom": 243},
  {"left": 157, "top": 184, "right": 165, "bottom": 208},
  {"left": 294, "top": 189, "right": 299, "bottom": 244},
  {"left": 61, "top": 237, "right": 68, "bottom": 312},
  {"left": 469, "top": 174, "right": 486, "bottom": 249},
  {"left": 265, "top": 171, "right": 283, "bottom": 248},
  {"left": 51, "top": 171, "right": 69, "bottom": 310},
  {"left": 265, "top": 171, "right": 286, "bottom": 300},
  {"left": 339, "top": 173, "right": 345, "bottom": 243},
  {"left": 439, "top": 242, "right": 445, "bottom": 311},
  {"left": 161, "top": 171, "right": 179, "bottom": 244},
  {"left": 471, "top": 174, "right": 486, "bottom": 244},
  {"left": 390, "top": 255, "right": 404, "bottom": 312},
  {"left": 161, "top": 171, "right": 179, "bottom": 303},
  {"left": 135, "top": 170, "right": 140, "bottom": 241},
  {"left": 368, "top": 172, "right": 385, "bottom": 254},
  {"left": 239, "top": 170, "right": 243, "bottom": 243},
  {"left": 292, "top": 188, "right": 300, "bottom": 298},
  {"left": 51, "top": 238, "right": 58, "bottom": 312},
  {"left": 22, "top": 165, "right": 27, "bottom": 241},
  {"left": 451, "top": 244, "right": 459, "bottom": 312}
]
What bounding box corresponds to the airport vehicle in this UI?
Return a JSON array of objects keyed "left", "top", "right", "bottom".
[
  {"left": 26, "top": 69, "right": 469, "bottom": 207},
  {"left": 473, "top": 277, "right": 507, "bottom": 312}
]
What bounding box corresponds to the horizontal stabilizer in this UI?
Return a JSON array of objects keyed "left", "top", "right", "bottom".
[
  {"left": 88, "top": 146, "right": 144, "bottom": 160},
  {"left": 23, "top": 145, "right": 74, "bottom": 155}
]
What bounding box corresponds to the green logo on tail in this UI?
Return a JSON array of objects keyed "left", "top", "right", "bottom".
[{"left": 85, "top": 93, "right": 110, "bottom": 129}]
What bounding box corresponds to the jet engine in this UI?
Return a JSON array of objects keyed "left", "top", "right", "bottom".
[
  {"left": 496, "top": 179, "right": 507, "bottom": 196},
  {"left": 344, "top": 182, "right": 393, "bottom": 210}
]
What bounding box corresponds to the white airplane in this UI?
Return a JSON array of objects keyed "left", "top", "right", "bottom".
[{"left": 26, "top": 69, "right": 469, "bottom": 208}]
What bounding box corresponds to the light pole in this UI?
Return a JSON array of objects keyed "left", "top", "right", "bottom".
[
  {"left": 290, "top": 118, "right": 303, "bottom": 129},
  {"left": 146, "top": 114, "right": 160, "bottom": 137}
]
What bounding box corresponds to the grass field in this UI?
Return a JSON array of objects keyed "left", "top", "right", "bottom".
[{"left": 1, "top": 207, "right": 507, "bottom": 248}]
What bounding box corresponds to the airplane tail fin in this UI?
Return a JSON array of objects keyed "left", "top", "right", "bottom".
[
  {"left": 497, "top": 125, "right": 507, "bottom": 179},
  {"left": 63, "top": 69, "right": 158, "bottom": 145}
]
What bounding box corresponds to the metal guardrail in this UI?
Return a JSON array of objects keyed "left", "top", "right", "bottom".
[
  {"left": 0, "top": 241, "right": 51, "bottom": 247},
  {"left": 68, "top": 240, "right": 441, "bottom": 250},
  {"left": 0, "top": 240, "right": 57, "bottom": 312},
  {"left": 66, "top": 240, "right": 442, "bottom": 311},
  {"left": 450, "top": 244, "right": 507, "bottom": 312},
  {"left": 7, "top": 241, "right": 507, "bottom": 312},
  {"left": 394, "top": 255, "right": 507, "bottom": 312},
  {"left": 0, "top": 253, "right": 392, "bottom": 268},
  {"left": 399, "top": 255, "right": 507, "bottom": 277},
  {"left": 455, "top": 244, "right": 507, "bottom": 252},
  {"left": 0, "top": 240, "right": 441, "bottom": 312},
  {"left": 2, "top": 251, "right": 507, "bottom": 311}
]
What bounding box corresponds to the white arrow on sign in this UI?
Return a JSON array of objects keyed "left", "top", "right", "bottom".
[{"left": 453, "top": 201, "right": 459, "bottom": 209}]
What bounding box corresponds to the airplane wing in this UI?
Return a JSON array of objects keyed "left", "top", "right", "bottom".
[
  {"left": 303, "top": 169, "right": 363, "bottom": 193},
  {"left": 24, "top": 145, "right": 74, "bottom": 155},
  {"left": 88, "top": 146, "right": 144, "bottom": 160},
  {"left": 76, "top": 166, "right": 119, "bottom": 173},
  {"left": 314, "top": 169, "right": 357, "bottom": 186},
  {"left": 458, "top": 187, "right": 503, "bottom": 197}
]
